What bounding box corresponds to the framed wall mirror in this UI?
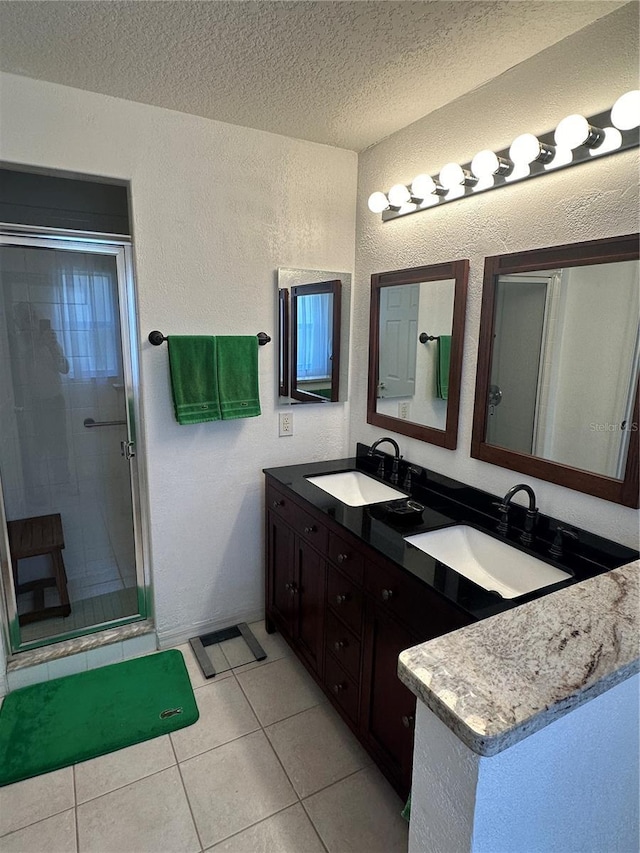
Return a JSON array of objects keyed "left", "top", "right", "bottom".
[
  {"left": 471, "top": 233, "right": 639, "bottom": 508},
  {"left": 277, "top": 268, "right": 351, "bottom": 404},
  {"left": 367, "top": 260, "right": 469, "bottom": 449}
]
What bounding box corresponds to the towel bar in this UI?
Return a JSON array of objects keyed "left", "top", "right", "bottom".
[
  {"left": 148, "top": 330, "right": 271, "bottom": 346},
  {"left": 419, "top": 332, "right": 440, "bottom": 343}
]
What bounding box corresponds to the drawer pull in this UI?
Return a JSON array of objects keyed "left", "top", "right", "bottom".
[
  {"left": 337, "top": 553, "right": 349, "bottom": 563},
  {"left": 332, "top": 682, "right": 345, "bottom": 694},
  {"left": 333, "top": 640, "right": 347, "bottom": 652},
  {"left": 272, "top": 499, "right": 284, "bottom": 508},
  {"left": 284, "top": 582, "right": 297, "bottom": 594},
  {"left": 381, "top": 588, "right": 394, "bottom": 602},
  {"left": 335, "top": 594, "right": 348, "bottom": 605},
  {"left": 402, "top": 714, "right": 415, "bottom": 729},
  {"left": 304, "top": 525, "right": 317, "bottom": 534}
]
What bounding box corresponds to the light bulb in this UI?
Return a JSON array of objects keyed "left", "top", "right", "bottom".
[
  {"left": 611, "top": 90, "right": 640, "bottom": 130},
  {"left": 554, "top": 114, "right": 603, "bottom": 149},
  {"left": 509, "top": 133, "right": 554, "bottom": 165},
  {"left": 471, "top": 150, "right": 513, "bottom": 178},
  {"left": 589, "top": 127, "right": 622, "bottom": 156},
  {"left": 388, "top": 184, "right": 411, "bottom": 206},
  {"left": 504, "top": 162, "right": 530, "bottom": 182},
  {"left": 472, "top": 175, "right": 495, "bottom": 192},
  {"left": 411, "top": 174, "right": 436, "bottom": 199},
  {"left": 367, "top": 191, "right": 389, "bottom": 214},
  {"left": 439, "top": 162, "right": 476, "bottom": 190}
]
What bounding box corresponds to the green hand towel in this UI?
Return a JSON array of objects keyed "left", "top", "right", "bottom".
[
  {"left": 436, "top": 335, "right": 451, "bottom": 401},
  {"left": 168, "top": 336, "right": 222, "bottom": 424},
  {"left": 217, "top": 336, "right": 261, "bottom": 420}
]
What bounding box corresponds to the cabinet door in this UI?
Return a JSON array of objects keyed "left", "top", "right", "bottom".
[
  {"left": 295, "top": 536, "right": 326, "bottom": 675},
  {"left": 361, "top": 598, "right": 417, "bottom": 797},
  {"left": 267, "top": 511, "right": 296, "bottom": 638}
]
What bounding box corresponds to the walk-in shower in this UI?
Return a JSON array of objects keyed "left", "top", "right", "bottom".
[{"left": 0, "top": 228, "right": 149, "bottom": 653}]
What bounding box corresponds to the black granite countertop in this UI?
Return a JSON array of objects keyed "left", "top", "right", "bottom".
[{"left": 264, "top": 444, "right": 638, "bottom": 623}]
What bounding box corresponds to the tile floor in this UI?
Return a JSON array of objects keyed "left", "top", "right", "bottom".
[{"left": 0, "top": 622, "right": 409, "bottom": 852}]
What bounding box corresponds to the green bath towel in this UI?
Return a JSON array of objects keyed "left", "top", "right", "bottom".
[
  {"left": 436, "top": 335, "right": 451, "bottom": 401},
  {"left": 168, "top": 336, "right": 222, "bottom": 424},
  {"left": 217, "top": 336, "right": 261, "bottom": 420}
]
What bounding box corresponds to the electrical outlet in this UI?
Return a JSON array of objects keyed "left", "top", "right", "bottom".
[
  {"left": 279, "top": 411, "right": 293, "bottom": 436},
  {"left": 398, "top": 401, "right": 409, "bottom": 420}
]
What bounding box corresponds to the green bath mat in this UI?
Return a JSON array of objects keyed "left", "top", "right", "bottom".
[{"left": 0, "top": 649, "right": 199, "bottom": 786}]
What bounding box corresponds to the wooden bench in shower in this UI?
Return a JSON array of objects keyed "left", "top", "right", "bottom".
[{"left": 7, "top": 513, "right": 71, "bottom": 626}]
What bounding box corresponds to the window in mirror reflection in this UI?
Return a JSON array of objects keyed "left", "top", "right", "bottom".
[
  {"left": 487, "top": 260, "right": 639, "bottom": 479},
  {"left": 376, "top": 280, "right": 455, "bottom": 431},
  {"left": 291, "top": 279, "right": 341, "bottom": 403}
]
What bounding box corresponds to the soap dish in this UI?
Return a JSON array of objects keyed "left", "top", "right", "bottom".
[{"left": 383, "top": 499, "right": 425, "bottom": 526}]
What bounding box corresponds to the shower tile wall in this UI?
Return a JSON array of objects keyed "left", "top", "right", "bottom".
[{"left": 0, "top": 247, "right": 135, "bottom": 608}]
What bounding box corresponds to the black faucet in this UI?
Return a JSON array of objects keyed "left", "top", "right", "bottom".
[
  {"left": 549, "top": 525, "right": 579, "bottom": 560},
  {"left": 368, "top": 437, "right": 402, "bottom": 485},
  {"left": 493, "top": 483, "right": 538, "bottom": 546}
]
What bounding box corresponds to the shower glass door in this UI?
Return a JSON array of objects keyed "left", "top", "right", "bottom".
[{"left": 0, "top": 234, "right": 147, "bottom": 652}]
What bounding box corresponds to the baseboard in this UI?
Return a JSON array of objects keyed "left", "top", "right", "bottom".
[{"left": 156, "top": 608, "right": 265, "bottom": 649}]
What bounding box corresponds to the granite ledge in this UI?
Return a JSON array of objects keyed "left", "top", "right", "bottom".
[{"left": 398, "top": 560, "right": 639, "bottom": 756}]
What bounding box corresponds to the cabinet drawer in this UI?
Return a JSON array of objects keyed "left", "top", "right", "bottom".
[
  {"left": 325, "top": 609, "right": 361, "bottom": 681},
  {"left": 292, "top": 504, "right": 328, "bottom": 552},
  {"left": 324, "top": 653, "right": 359, "bottom": 725},
  {"left": 328, "top": 531, "right": 364, "bottom": 584},
  {"left": 364, "top": 558, "right": 470, "bottom": 639},
  {"left": 266, "top": 482, "right": 297, "bottom": 525},
  {"left": 327, "top": 565, "right": 363, "bottom": 636}
]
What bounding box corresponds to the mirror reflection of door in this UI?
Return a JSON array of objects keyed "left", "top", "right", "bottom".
[
  {"left": 291, "top": 280, "right": 341, "bottom": 403},
  {"left": 378, "top": 285, "right": 419, "bottom": 398},
  {"left": 0, "top": 239, "right": 145, "bottom": 651},
  {"left": 486, "top": 261, "right": 639, "bottom": 478},
  {"left": 487, "top": 276, "right": 549, "bottom": 452},
  {"left": 375, "top": 279, "right": 455, "bottom": 431}
]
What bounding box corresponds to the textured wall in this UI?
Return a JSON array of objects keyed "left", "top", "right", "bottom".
[
  {"left": 352, "top": 4, "right": 640, "bottom": 547},
  {"left": 410, "top": 674, "right": 640, "bottom": 853},
  {"left": 0, "top": 72, "right": 357, "bottom": 645}
]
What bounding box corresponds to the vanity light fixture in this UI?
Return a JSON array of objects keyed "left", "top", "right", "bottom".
[{"left": 369, "top": 89, "right": 639, "bottom": 222}]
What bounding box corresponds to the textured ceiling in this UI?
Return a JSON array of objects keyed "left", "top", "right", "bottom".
[{"left": 0, "top": 1, "right": 630, "bottom": 151}]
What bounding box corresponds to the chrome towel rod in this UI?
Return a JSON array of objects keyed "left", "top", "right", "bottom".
[
  {"left": 84, "top": 418, "right": 127, "bottom": 429},
  {"left": 148, "top": 330, "right": 271, "bottom": 346}
]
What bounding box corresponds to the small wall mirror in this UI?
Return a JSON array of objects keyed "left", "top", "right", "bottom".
[
  {"left": 471, "top": 234, "right": 639, "bottom": 507},
  {"left": 367, "top": 260, "right": 469, "bottom": 449},
  {"left": 277, "top": 268, "right": 351, "bottom": 404}
]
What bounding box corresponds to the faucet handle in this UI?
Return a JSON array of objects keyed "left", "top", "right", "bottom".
[
  {"left": 492, "top": 500, "right": 510, "bottom": 536},
  {"left": 402, "top": 465, "right": 420, "bottom": 492},
  {"left": 549, "top": 525, "right": 579, "bottom": 560}
]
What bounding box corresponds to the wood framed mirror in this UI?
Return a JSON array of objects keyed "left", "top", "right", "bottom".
[
  {"left": 471, "top": 233, "right": 639, "bottom": 508},
  {"left": 367, "top": 260, "right": 469, "bottom": 449}
]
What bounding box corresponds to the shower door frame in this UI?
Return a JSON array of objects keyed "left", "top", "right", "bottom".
[{"left": 0, "top": 225, "right": 152, "bottom": 654}]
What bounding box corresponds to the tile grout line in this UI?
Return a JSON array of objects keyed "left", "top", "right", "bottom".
[
  {"left": 72, "top": 764, "right": 80, "bottom": 853},
  {"left": 170, "top": 733, "right": 205, "bottom": 853}
]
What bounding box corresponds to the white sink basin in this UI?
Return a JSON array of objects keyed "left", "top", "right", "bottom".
[
  {"left": 306, "top": 471, "right": 406, "bottom": 507},
  {"left": 404, "top": 525, "right": 571, "bottom": 599}
]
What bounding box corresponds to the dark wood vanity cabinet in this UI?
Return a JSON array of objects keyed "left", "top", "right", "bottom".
[
  {"left": 266, "top": 481, "right": 326, "bottom": 676},
  {"left": 265, "top": 475, "right": 472, "bottom": 798}
]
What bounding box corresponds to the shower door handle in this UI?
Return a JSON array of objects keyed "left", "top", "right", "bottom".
[
  {"left": 84, "top": 418, "right": 127, "bottom": 428},
  {"left": 120, "top": 440, "right": 135, "bottom": 460}
]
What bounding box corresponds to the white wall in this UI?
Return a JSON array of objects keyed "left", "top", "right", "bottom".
[
  {"left": 409, "top": 674, "right": 640, "bottom": 853},
  {"left": 0, "top": 72, "right": 357, "bottom": 648},
  {"left": 352, "top": 3, "right": 640, "bottom": 548}
]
